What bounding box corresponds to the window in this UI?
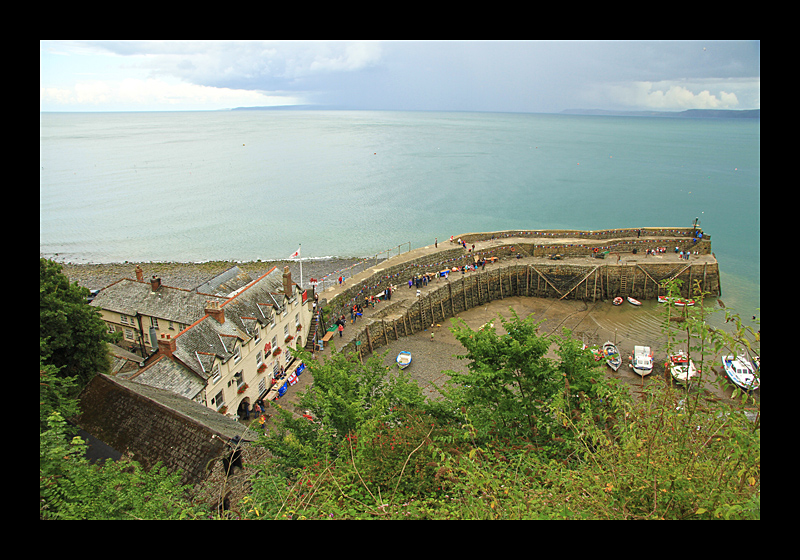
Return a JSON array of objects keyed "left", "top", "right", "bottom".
[
  {"left": 271, "top": 335, "right": 278, "bottom": 350},
  {"left": 212, "top": 364, "right": 221, "bottom": 384},
  {"left": 256, "top": 351, "right": 263, "bottom": 366},
  {"left": 124, "top": 328, "right": 135, "bottom": 341},
  {"left": 120, "top": 314, "right": 129, "bottom": 325},
  {"left": 284, "top": 324, "right": 289, "bottom": 338},
  {"left": 234, "top": 370, "right": 245, "bottom": 388},
  {"left": 150, "top": 316, "right": 159, "bottom": 329},
  {"left": 212, "top": 390, "right": 225, "bottom": 410},
  {"left": 253, "top": 325, "right": 261, "bottom": 343},
  {"left": 233, "top": 345, "right": 241, "bottom": 363}
]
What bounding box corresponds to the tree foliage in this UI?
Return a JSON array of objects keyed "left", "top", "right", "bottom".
[{"left": 40, "top": 258, "right": 115, "bottom": 392}]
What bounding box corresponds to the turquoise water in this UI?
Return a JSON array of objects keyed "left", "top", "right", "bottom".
[{"left": 39, "top": 110, "right": 759, "bottom": 320}]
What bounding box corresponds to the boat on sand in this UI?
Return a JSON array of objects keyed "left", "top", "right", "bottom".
[
  {"left": 396, "top": 351, "right": 412, "bottom": 369},
  {"left": 603, "top": 341, "right": 622, "bottom": 371}
]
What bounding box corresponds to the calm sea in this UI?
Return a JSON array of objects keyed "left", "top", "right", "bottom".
[{"left": 40, "top": 110, "right": 760, "bottom": 322}]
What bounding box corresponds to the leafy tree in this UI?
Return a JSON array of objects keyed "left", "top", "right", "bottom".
[
  {"left": 40, "top": 258, "right": 115, "bottom": 393},
  {"left": 40, "top": 412, "right": 206, "bottom": 520},
  {"left": 438, "top": 310, "right": 624, "bottom": 460},
  {"left": 258, "top": 348, "right": 426, "bottom": 469}
]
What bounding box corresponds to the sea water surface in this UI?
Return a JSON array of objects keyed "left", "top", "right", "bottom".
[{"left": 40, "top": 110, "right": 759, "bottom": 322}]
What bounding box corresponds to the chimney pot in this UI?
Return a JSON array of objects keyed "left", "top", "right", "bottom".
[
  {"left": 150, "top": 275, "right": 162, "bottom": 292},
  {"left": 205, "top": 300, "right": 225, "bottom": 324},
  {"left": 135, "top": 264, "right": 144, "bottom": 282},
  {"left": 157, "top": 333, "right": 176, "bottom": 358}
]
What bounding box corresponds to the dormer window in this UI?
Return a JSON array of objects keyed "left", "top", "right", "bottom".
[{"left": 233, "top": 345, "right": 241, "bottom": 363}]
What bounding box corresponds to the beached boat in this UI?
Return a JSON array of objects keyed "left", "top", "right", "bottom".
[
  {"left": 666, "top": 350, "right": 699, "bottom": 386},
  {"left": 582, "top": 343, "right": 604, "bottom": 361},
  {"left": 722, "top": 355, "right": 760, "bottom": 391},
  {"left": 612, "top": 297, "right": 623, "bottom": 306},
  {"left": 658, "top": 295, "right": 670, "bottom": 303},
  {"left": 629, "top": 345, "right": 653, "bottom": 376},
  {"left": 396, "top": 351, "right": 412, "bottom": 369},
  {"left": 602, "top": 341, "right": 622, "bottom": 371},
  {"left": 627, "top": 296, "right": 642, "bottom": 306}
]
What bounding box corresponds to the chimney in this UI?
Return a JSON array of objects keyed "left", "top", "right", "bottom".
[
  {"left": 158, "top": 333, "right": 176, "bottom": 358},
  {"left": 150, "top": 275, "right": 162, "bottom": 292},
  {"left": 205, "top": 300, "right": 225, "bottom": 324},
  {"left": 283, "top": 266, "right": 293, "bottom": 297},
  {"left": 135, "top": 264, "right": 144, "bottom": 282}
]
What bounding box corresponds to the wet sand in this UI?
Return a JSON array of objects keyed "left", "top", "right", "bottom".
[{"left": 370, "top": 296, "right": 759, "bottom": 405}]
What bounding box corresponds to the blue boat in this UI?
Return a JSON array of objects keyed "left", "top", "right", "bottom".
[{"left": 396, "top": 351, "right": 412, "bottom": 369}]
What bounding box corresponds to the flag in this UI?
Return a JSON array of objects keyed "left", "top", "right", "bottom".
[{"left": 289, "top": 247, "right": 300, "bottom": 259}]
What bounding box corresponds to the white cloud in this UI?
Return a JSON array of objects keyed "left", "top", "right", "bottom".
[
  {"left": 600, "top": 80, "right": 749, "bottom": 111},
  {"left": 40, "top": 77, "right": 304, "bottom": 111}
]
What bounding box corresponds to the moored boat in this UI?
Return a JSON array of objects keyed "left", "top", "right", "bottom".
[
  {"left": 722, "top": 355, "right": 759, "bottom": 391},
  {"left": 396, "top": 351, "right": 412, "bottom": 369},
  {"left": 627, "top": 296, "right": 642, "bottom": 306},
  {"left": 674, "top": 298, "right": 695, "bottom": 307},
  {"left": 629, "top": 345, "right": 653, "bottom": 376},
  {"left": 602, "top": 341, "right": 622, "bottom": 371},
  {"left": 612, "top": 296, "right": 623, "bottom": 306},
  {"left": 666, "top": 350, "right": 699, "bottom": 385}
]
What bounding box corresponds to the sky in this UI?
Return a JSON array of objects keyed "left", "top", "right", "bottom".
[{"left": 40, "top": 40, "right": 760, "bottom": 114}]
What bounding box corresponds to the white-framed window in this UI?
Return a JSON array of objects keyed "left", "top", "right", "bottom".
[
  {"left": 271, "top": 335, "right": 278, "bottom": 350},
  {"left": 234, "top": 370, "right": 245, "bottom": 388},
  {"left": 120, "top": 314, "right": 129, "bottom": 325},
  {"left": 233, "top": 345, "right": 241, "bottom": 363},
  {"left": 150, "top": 316, "right": 159, "bottom": 329},
  {"left": 284, "top": 324, "right": 289, "bottom": 338},
  {"left": 212, "top": 364, "right": 221, "bottom": 384},
  {"left": 124, "top": 328, "right": 135, "bottom": 341},
  {"left": 256, "top": 351, "right": 263, "bottom": 366},
  {"left": 253, "top": 325, "right": 261, "bottom": 343}
]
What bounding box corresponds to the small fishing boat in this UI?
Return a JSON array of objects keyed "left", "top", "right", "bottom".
[
  {"left": 396, "top": 351, "right": 412, "bottom": 369},
  {"left": 666, "top": 350, "right": 699, "bottom": 386},
  {"left": 612, "top": 296, "right": 624, "bottom": 306},
  {"left": 629, "top": 345, "right": 653, "bottom": 376},
  {"left": 674, "top": 298, "right": 695, "bottom": 307},
  {"left": 658, "top": 295, "right": 671, "bottom": 303},
  {"left": 722, "top": 355, "right": 759, "bottom": 391},
  {"left": 602, "top": 341, "right": 622, "bottom": 371},
  {"left": 627, "top": 296, "right": 642, "bottom": 306}
]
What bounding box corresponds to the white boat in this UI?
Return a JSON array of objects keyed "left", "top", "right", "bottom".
[
  {"left": 629, "top": 345, "right": 653, "bottom": 376},
  {"left": 396, "top": 351, "right": 412, "bottom": 369},
  {"left": 627, "top": 296, "right": 642, "bottom": 306},
  {"left": 602, "top": 341, "right": 622, "bottom": 371},
  {"left": 722, "top": 355, "right": 759, "bottom": 391},
  {"left": 612, "top": 297, "right": 623, "bottom": 306},
  {"left": 666, "top": 350, "right": 699, "bottom": 385}
]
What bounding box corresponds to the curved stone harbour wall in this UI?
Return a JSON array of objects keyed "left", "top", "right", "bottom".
[{"left": 321, "top": 228, "right": 719, "bottom": 357}]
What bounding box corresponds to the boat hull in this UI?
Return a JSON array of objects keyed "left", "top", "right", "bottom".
[
  {"left": 722, "top": 355, "right": 759, "bottom": 391},
  {"left": 603, "top": 342, "right": 622, "bottom": 371},
  {"left": 396, "top": 351, "right": 412, "bottom": 369}
]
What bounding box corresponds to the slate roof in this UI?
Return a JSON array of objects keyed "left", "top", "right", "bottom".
[
  {"left": 90, "top": 278, "right": 227, "bottom": 326},
  {"left": 194, "top": 266, "right": 254, "bottom": 297},
  {"left": 172, "top": 267, "right": 292, "bottom": 375},
  {"left": 128, "top": 354, "right": 207, "bottom": 401}
]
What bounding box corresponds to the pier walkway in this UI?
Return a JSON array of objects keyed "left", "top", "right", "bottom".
[{"left": 312, "top": 231, "right": 715, "bottom": 356}]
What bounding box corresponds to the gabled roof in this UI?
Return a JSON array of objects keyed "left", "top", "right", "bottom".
[
  {"left": 90, "top": 278, "right": 227, "bottom": 325},
  {"left": 171, "top": 266, "right": 299, "bottom": 375},
  {"left": 128, "top": 354, "right": 207, "bottom": 401}
]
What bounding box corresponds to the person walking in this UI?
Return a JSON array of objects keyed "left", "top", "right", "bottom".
[{"left": 338, "top": 323, "right": 344, "bottom": 337}]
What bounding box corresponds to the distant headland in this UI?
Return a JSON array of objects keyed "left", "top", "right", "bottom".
[{"left": 560, "top": 108, "right": 760, "bottom": 119}]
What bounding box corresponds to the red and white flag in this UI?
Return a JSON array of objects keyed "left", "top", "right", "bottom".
[{"left": 288, "top": 247, "right": 301, "bottom": 259}]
